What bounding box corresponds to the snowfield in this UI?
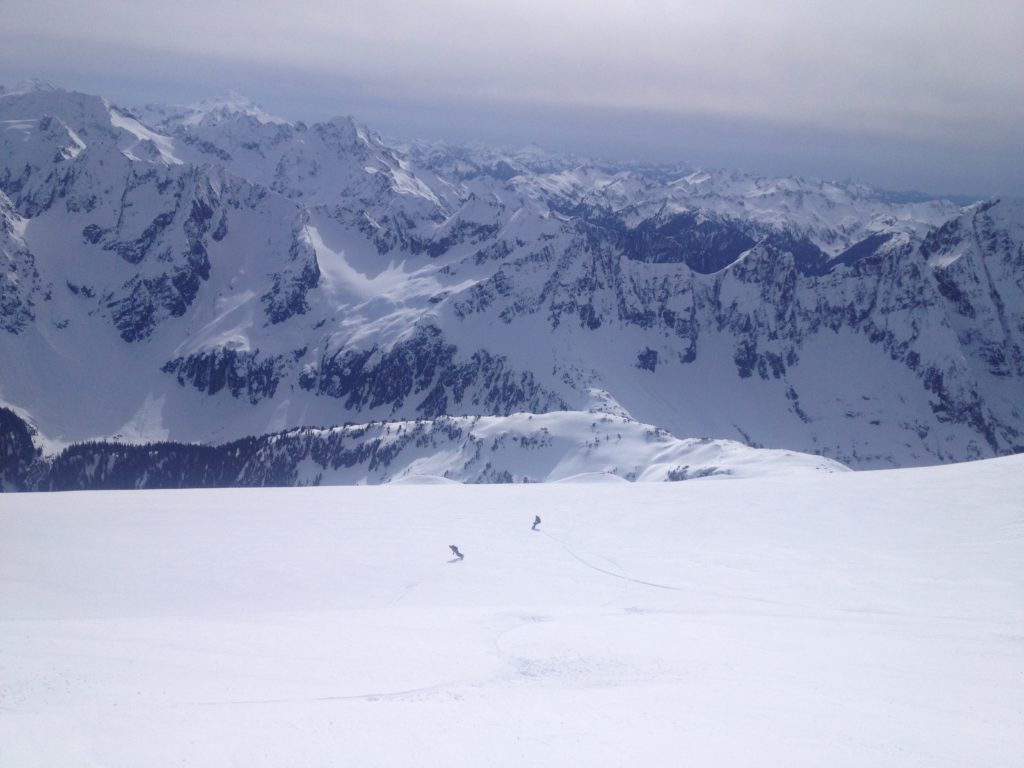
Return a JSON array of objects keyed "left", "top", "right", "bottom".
[{"left": 2, "top": 456, "right": 1022, "bottom": 766}]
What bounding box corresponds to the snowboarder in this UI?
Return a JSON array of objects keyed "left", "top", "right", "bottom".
[
  {"left": 532, "top": 515, "right": 541, "bottom": 531},
  {"left": 449, "top": 544, "right": 464, "bottom": 560}
]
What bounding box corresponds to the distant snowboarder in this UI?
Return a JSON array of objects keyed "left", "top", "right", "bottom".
[
  {"left": 449, "top": 545, "right": 464, "bottom": 561},
  {"left": 532, "top": 515, "right": 541, "bottom": 531}
]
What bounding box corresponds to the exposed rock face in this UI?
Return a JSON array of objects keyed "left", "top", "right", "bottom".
[
  {"left": 162, "top": 347, "right": 292, "bottom": 404},
  {"left": 299, "top": 326, "right": 565, "bottom": 418},
  {"left": 0, "top": 192, "right": 40, "bottom": 333}
]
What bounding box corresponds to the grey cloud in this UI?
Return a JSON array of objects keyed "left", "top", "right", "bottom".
[{"left": 1, "top": 0, "right": 1021, "bottom": 194}]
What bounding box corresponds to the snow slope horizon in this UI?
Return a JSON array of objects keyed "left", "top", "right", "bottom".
[{"left": 2, "top": 454, "right": 1021, "bottom": 766}]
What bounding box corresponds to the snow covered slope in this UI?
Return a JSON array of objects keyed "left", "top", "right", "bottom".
[
  {"left": 2, "top": 82, "right": 1023, "bottom": 474},
  {"left": 1, "top": 455, "right": 1021, "bottom": 766}
]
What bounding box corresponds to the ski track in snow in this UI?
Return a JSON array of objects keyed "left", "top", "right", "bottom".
[
  {"left": 543, "top": 528, "right": 1000, "bottom": 624},
  {"left": 183, "top": 682, "right": 458, "bottom": 708},
  {"left": 542, "top": 529, "right": 679, "bottom": 593}
]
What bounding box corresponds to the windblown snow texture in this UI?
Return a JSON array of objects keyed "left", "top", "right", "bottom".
[{"left": 2, "top": 455, "right": 1022, "bottom": 765}]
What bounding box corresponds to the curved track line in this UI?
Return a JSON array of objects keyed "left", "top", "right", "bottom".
[
  {"left": 540, "top": 530, "right": 944, "bottom": 619},
  {"left": 184, "top": 682, "right": 454, "bottom": 707},
  {"left": 541, "top": 531, "right": 680, "bottom": 592}
]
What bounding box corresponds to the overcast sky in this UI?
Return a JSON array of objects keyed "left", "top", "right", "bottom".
[{"left": 2, "top": 0, "right": 1022, "bottom": 195}]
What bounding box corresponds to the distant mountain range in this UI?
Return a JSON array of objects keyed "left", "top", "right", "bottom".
[{"left": 1, "top": 82, "right": 1022, "bottom": 489}]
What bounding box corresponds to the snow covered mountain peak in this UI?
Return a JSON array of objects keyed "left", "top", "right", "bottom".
[
  {"left": 0, "top": 79, "right": 61, "bottom": 98},
  {"left": 140, "top": 92, "right": 290, "bottom": 130},
  {"left": 1, "top": 83, "right": 1022, "bottom": 482}
]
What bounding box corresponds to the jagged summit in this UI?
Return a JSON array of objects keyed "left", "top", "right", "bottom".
[
  {"left": 0, "top": 79, "right": 61, "bottom": 97},
  {"left": 0, "top": 83, "right": 1021, "bottom": 481},
  {"left": 139, "top": 91, "right": 290, "bottom": 129}
]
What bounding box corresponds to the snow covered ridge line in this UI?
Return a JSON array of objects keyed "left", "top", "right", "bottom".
[{"left": 0, "top": 408, "right": 845, "bottom": 492}]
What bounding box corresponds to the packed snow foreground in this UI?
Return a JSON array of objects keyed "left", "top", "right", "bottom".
[{"left": 2, "top": 455, "right": 1021, "bottom": 766}]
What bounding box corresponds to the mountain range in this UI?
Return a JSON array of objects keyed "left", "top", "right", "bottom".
[{"left": 2, "top": 81, "right": 1022, "bottom": 488}]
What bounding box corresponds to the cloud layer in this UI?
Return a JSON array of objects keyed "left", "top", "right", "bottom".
[{"left": 2, "top": 0, "right": 1022, "bottom": 193}]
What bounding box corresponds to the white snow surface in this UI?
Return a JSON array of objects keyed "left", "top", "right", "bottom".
[
  {"left": 2, "top": 455, "right": 1022, "bottom": 766},
  {"left": 107, "top": 107, "right": 183, "bottom": 165}
]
